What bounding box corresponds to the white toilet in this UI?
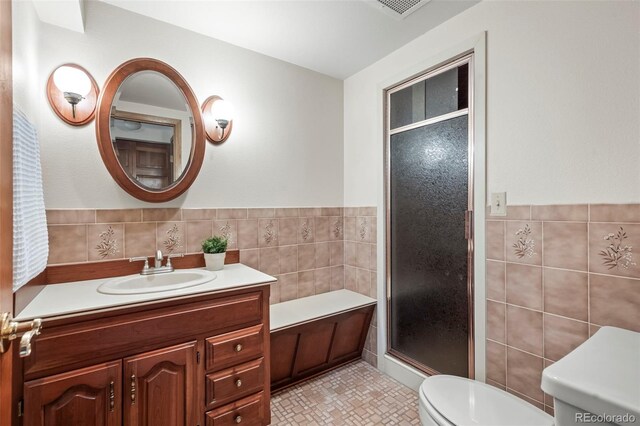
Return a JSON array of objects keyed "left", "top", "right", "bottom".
[
  {"left": 419, "top": 326, "right": 640, "bottom": 426},
  {"left": 419, "top": 375, "right": 554, "bottom": 426}
]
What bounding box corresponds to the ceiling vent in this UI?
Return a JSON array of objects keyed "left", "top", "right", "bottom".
[{"left": 366, "top": 0, "right": 432, "bottom": 19}]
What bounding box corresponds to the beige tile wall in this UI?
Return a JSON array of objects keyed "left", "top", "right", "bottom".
[
  {"left": 46, "top": 206, "right": 379, "bottom": 368},
  {"left": 342, "top": 207, "right": 378, "bottom": 368},
  {"left": 46, "top": 207, "right": 344, "bottom": 302},
  {"left": 486, "top": 203, "right": 640, "bottom": 415}
]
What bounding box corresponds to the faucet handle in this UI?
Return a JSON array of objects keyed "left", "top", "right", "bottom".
[
  {"left": 129, "top": 257, "right": 149, "bottom": 271},
  {"left": 166, "top": 253, "right": 184, "bottom": 268}
]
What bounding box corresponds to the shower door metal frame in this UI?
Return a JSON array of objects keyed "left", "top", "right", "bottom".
[{"left": 384, "top": 53, "right": 475, "bottom": 378}]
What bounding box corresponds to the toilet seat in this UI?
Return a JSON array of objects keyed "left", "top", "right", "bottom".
[{"left": 419, "top": 375, "right": 554, "bottom": 426}]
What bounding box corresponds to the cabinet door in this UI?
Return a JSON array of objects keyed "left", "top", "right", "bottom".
[
  {"left": 23, "top": 360, "right": 122, "bottom": 426},
  {"left": 124, "top": 341, "right": 197, "bottom": 426}
]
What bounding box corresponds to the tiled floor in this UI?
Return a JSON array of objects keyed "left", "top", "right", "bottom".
[{"left": 271, "top": 360, "right": 421, "bottom": 425}]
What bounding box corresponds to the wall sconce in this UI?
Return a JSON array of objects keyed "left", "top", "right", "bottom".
[
  {"left": 46, "top": 64, "right": 99, "bottom": 126},
  {"left": 201, "top": 95, "right": 233, "bottom": 143}
]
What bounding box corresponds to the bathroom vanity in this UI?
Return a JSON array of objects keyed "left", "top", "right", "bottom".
[{"left": 15, "top": 264, "right": 275, "bottom": 426}]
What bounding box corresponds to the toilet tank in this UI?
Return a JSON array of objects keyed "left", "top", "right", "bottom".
[{"left": 541, "top": 326, "right": 639, "bottom": 426}]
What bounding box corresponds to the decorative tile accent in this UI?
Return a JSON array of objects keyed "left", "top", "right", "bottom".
[
  {"left": 512, "top": 224, "right": 536, "bottom": 259},
  {"left": 163, "top": 224, "right": 183, "bottom": 253},
  {"left": 332, "top": 218, "right": 343, "bottom": 239},
  {"left": 261, "top": 219, "right": 278, "bottom": 246},
  {"left": 218, "top": 222, "right": 232, "bottom": 240},
  {"left": 88, "top": 224, "right": 124, "bottom": 262},
  {"left": 359, "top": 217, "right": 368, "bottom": 241},
  {"left": 599, "top": 227, "right": 636, "bottom": 270},
  {"left": 271, "top": 361, "right": 419, "bottom": 425},
  {"left": 301, "top": 219, "right": 313, "bottom": 242},
  {"left": 506, "top": 221, "right": 542, "bottom": 265},
  {"left": 95, "top": 226, "right": 119, "bottom": 259}
]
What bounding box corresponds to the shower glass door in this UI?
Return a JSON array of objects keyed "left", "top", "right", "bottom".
[{"left": 385, "top": 56, "right": 473, "bottom": 378}]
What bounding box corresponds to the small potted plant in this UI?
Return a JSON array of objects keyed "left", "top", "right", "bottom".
[{"left": 202, "top": 236, "right": 228, "bottom": 271}]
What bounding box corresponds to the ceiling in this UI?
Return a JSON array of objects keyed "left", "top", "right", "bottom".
[
  {"left": 117, "top": 71, "right": 189, "bottom": 111},
  {"left": 95, "top": 0, "right": 479, "bottom": 79}
]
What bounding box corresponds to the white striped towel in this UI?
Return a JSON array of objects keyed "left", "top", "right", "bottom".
[{"left": 13, "top": 107, "right": 48, "bottom": 291}]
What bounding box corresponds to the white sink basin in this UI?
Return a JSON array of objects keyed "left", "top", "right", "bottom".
[{"left": 97, "top": 269, "right": 217, "bottom": 295}]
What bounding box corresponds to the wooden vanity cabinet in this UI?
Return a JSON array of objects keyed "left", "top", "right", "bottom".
[
  {"left": 21, "top": 285, "right": 271, "bottom": 426},
  {"left": 124, "top": 341, "right": 197, "bottom": 426},
  {"left": 23, "top": 360, "right": 122, "bottom": 426}
]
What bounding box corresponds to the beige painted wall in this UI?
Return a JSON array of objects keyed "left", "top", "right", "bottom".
[
  {"left": 17, "top": 1, "right": 344, "bottom": 209},
  {"left": 344, "top": 0, "right": 640, "bottom": 206},
  {"left": 12, "top": 0, "right": 40, "bottom": 124}
]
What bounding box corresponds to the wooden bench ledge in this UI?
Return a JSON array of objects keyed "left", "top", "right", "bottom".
[{"left": 270, "top": 289, "right": 376, "bottom": 332}]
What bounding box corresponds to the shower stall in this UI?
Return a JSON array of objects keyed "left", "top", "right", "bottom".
[{"left": 385, "top": 54, "right": 475, "bottom": 378}]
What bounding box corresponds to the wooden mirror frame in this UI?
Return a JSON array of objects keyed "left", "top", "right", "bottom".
[{"left": 96, "top": 58, "right": 205, "bottom": 203}]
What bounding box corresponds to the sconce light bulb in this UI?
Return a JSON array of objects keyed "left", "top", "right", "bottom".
[
  {"left": 211, "top": 99, "right": 233, "bottom": 125},
  {"left": 53, "top": 66, "right": 92, "bottom": 98}
]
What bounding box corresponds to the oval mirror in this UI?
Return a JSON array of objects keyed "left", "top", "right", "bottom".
[{"left": 96, "top": 58, "right": 205, "bottom": 202}]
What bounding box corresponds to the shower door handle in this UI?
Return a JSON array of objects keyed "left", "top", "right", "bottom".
[{"left": 464, "top": 210, "right": 473, "bottom": 240}]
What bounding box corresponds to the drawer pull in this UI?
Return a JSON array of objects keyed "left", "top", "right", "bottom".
[
  {"left": 109, "top": 381, "right": 115, "bottom": 412},
  {"left": 130, "top": 374, "right": 136, "bottom": 405},
  {"left": 234, "top": 415, "right": 242, "bottom": 424},
  {"left": 234, "top": 343, "right": 243, "bottom": 352},
  {"left": 235, "top": 378, "right": 242, "bottom": 388}
]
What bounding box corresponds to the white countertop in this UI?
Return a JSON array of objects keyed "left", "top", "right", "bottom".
[
  {"left": 270, "top": 289, "right": 376, "bottom": 331},
  {"left": 16, "top": 264, "right": 276, "bottom": 321}
]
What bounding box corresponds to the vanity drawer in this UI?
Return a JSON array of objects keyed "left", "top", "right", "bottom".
[
  {"left": 206, "top": 358, "right": 264, "bottom": 409},
  {"left": 25, "top": 291, "right": 263, "bottom": 379},
  {"left": 206, "top": 324, "right": 264, "bottom": 371},
  {"left": 205, "top": 392, "right": 265, "bottom": 426}
]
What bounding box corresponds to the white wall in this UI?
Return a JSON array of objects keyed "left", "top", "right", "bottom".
[
  {"left": 27, "top": 1, "right": 344, "bottom": 208},
  {"left": 12, "top": 0, "right": 40, "bottom": 124},
  {"left": 344, "top": 0, "right": 640, "bottom": 206}
]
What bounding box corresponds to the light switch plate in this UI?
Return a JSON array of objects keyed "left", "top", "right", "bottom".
[{"left": 491, "top": 192, "right": 507, "bottom": 216}]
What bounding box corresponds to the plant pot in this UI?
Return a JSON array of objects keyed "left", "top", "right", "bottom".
[{"left": 204, "top": 252, "right": 226, "bottom": 271}]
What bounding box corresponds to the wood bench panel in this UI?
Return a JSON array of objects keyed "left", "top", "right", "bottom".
[{"left": 270, "top": 305, "right": 374, "bottom": 391}]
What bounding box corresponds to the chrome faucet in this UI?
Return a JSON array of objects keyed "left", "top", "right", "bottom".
[
  {"left": 155, "top": 250, "right": 163, "bottom": 268},
  {"left": 129, "top": 251, "right": 184, "bottom": 275}
]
